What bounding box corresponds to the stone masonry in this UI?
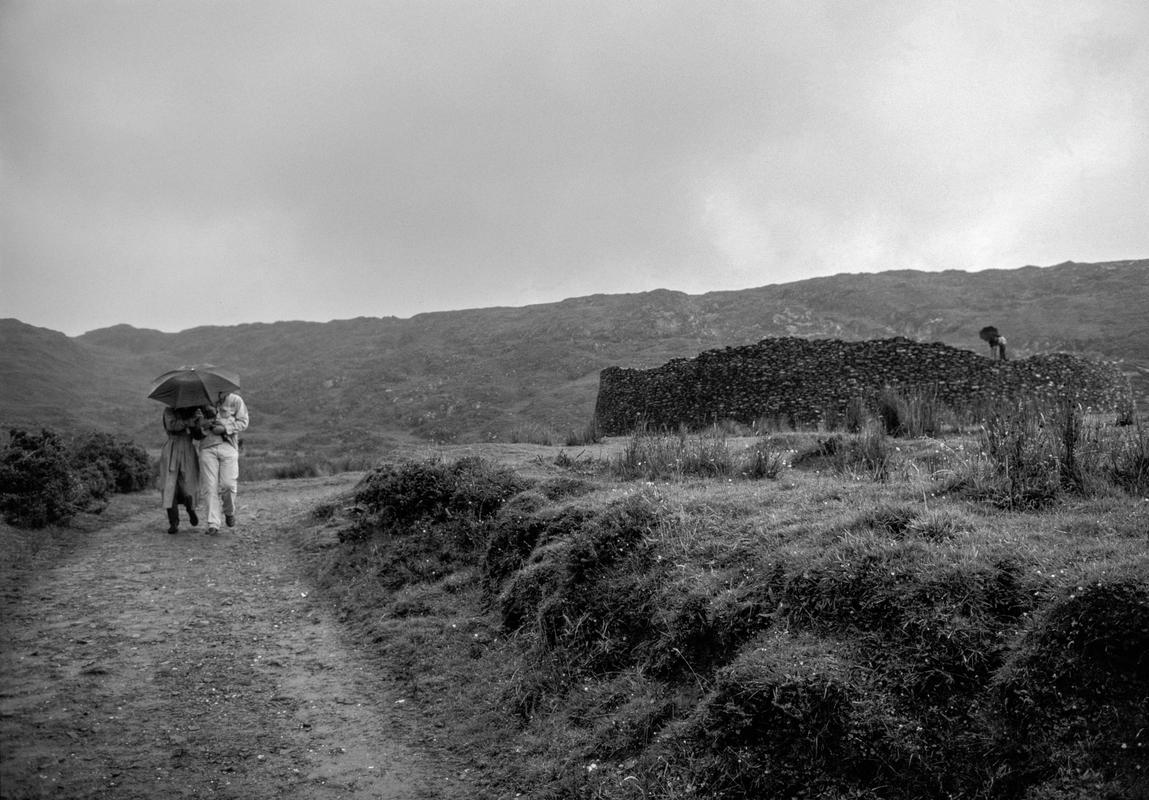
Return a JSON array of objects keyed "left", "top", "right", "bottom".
[{"left": 593, "top": 337, "right": 1132, "bottom": 435}]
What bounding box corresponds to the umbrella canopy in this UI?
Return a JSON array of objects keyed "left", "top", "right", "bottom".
[{"left": 148, "top": 365, "right": 241, "bottom": 408}]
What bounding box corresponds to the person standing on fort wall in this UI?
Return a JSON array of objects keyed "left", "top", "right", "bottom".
[
  {"left": 979, "top": 326, "right": 1007, "bottom": 361},
  {"left": 198, "top": 390, "right": 249, "bottom": 535}
]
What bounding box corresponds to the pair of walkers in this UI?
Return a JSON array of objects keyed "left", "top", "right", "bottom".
[{"left": 159, "top": 391, "right": 250, "bottom": 535}]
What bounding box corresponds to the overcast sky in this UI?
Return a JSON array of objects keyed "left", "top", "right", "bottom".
[{"left": 2, "top": 1, "right": 1147, "bottom": 336}]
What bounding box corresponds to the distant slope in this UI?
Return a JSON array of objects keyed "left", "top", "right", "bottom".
[{"left": 2, "top": 259, "right": 1146, "bottom": 452}]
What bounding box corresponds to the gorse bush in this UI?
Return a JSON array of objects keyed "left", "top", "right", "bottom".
[
  {"left": 0, "top": 428, "right": 150, "bottom": 528},
  {"left": 69, "top": 431, "right": 151, "bottom": 494},
  {"left": 0, "top": 429, "right": 85, "bottom": 528}
]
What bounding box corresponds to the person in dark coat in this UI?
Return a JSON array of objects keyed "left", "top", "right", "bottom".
[{"left": 159, "top": 406, "right": 202, "bottom": 534}]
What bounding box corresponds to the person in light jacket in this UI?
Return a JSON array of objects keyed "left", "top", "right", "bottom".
[
  {"left": 198, "top": 391, "right": 249, "bottom": 535},
  {"left": 159, "top": 406, "right": 202, "bottom": 534}
]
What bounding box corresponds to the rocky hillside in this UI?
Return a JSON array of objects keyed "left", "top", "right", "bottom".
[{"left": 1, "top": 259, "right": 1146, "bottom": 454}]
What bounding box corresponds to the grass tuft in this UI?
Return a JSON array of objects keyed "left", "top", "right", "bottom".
[{"left": 608, "top": 427, "right": 786, "bottom": 482}]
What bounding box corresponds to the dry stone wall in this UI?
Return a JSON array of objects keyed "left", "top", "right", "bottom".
[{"left": 594, "top": 337, "right": 1131, "bottom": 435}]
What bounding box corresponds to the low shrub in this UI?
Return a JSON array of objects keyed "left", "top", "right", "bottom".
[
  {"left": 0, "top": 428, "right": 151, "bottom": 527},
  {"left": 345, "top": 456, "right": 528, "bottom": 547},
  {"left": 69, "top": 431, "right": 151, "bottom": 494},
  {"left": 0, "top": 429, "right": 86, "bottom": 527}
]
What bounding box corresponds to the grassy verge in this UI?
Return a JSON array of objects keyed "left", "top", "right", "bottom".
[{"left": 297, "top": 410, "right": 1149, "bottom": 800}]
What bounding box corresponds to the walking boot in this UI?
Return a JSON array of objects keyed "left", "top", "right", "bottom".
[
  {"left": 166, "top": 508, "right": 179, "bottom": 534},
  {"left": 186, "top": 503, "right": 199, "bottom": 527}
]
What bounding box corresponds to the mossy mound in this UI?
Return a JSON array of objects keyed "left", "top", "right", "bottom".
[{"left": 994, "top": 562, "right": 1149, "bottom": 795}]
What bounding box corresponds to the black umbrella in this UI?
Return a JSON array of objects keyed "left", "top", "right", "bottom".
[{"left": 148, "top": 365, "right": 240, "bottom": 408}]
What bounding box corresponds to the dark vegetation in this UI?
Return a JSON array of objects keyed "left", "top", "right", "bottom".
[
  {"left": 303, "top": 394, "right": 1149, "bottom": 800},
  {"left": 0, "top": 428, "right": 151, "bottom": 527}
]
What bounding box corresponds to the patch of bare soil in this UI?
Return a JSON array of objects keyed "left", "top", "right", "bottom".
[{"left": 0, "top": 475, "right": 454, "bottom": 800}]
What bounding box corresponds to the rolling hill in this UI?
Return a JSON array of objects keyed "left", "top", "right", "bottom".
[{"left": 2, "top": 259, "right": 1146, "bottom": 457}]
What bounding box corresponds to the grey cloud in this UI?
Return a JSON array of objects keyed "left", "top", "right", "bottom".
[{"left": 2, "top": 1, "right": 1147, "bottom": 334}]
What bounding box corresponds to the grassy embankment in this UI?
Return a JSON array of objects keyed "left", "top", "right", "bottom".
[{"left": 296, "top": 400, "right": 1148, "bottom": 800}]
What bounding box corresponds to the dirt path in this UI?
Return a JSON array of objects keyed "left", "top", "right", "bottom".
[{"left": 0, "top": 476, "right": 447, "bottom": 800}]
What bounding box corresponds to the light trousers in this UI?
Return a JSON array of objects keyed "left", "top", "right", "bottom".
[{"left": 199, "top": 442, "right": 239, "bottom": 528}]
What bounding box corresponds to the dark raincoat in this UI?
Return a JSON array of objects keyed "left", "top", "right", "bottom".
[{"left": 159, "top": 407, "right": 201, "bottom": 509}]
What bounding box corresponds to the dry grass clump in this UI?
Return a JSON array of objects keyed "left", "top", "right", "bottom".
[
  {"left": 853, "top": 502, "right": 919, "bottom": 537},
  {"left": 791, "top": 424, "right": 894, "bottom": 481},
  {"left": 906, "top": 506, "right": 977, "bottom": 540},
  {"left": 942, "top": 401, "right": 1149, "bottom": 509},
  {"left": 1103, "top": 419, "right": 1149, "bottom": 495},
  {"left": 564, "top": 420, "right": 603, "bottom": 447},
  {"left": 877, "top": 385, "right": 947, "bottom": 437},
  {"left": 853, "top": 502, "right": 976, "bottom": 541},
  {"left": 608, "top": 427, "right": 786, "bottom": 482}
]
